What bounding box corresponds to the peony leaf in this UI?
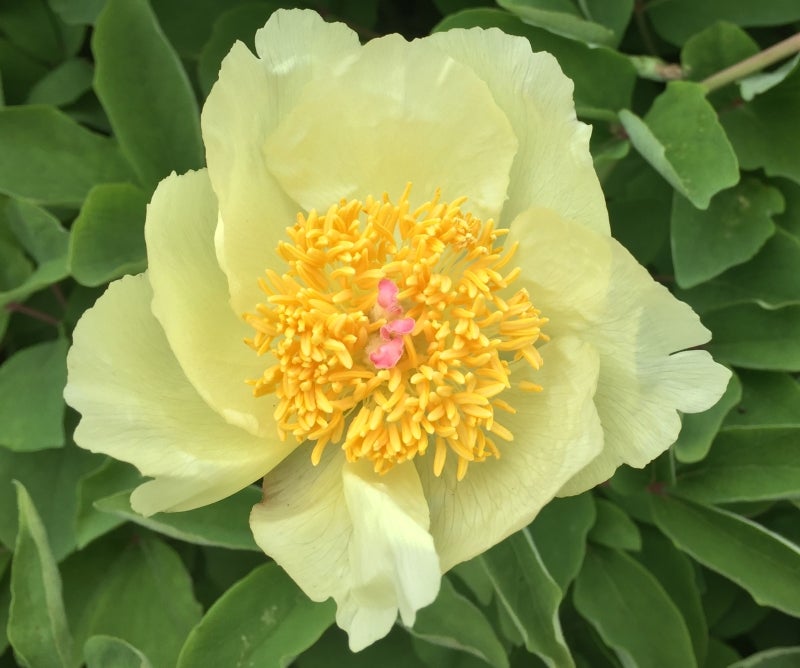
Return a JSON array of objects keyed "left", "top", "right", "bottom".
[
  {"left": 0, "top": 106, "right": 133, "bottom": 206},
  {"left": 574, "top": 545, "right": 697, "bottom": 668},
  {"left": 8, "top": 482, "right": 75, "bottom": 668},
  {"left": 480, "top": 529, "right": 573, "bottom": 667},
  {"left": 0, "top": 339, "right": 68, "bottom": 452},
  {"left": 177, "top": 562, "right": 335, "bottom": 668},
  {"left": 671, "top": 179, "right": 783, "bottom": 289},
  {"left": 68, "top": 183, "right": 149, "bottom": 287},
  {"left": 26, "top": 58, "right": 94, "bottom": 107},
  {"left": 92, "top": 0, "right": 204, "bottom": 189},
  {"left": 723, "top": 371, "right": 800, "bottom": 430},
  {"left": 673, "top": 427, "right": 800, "bottom": 503},
  {"left": 729, "top": 646, "right": 800, "bottom": 667},
  {"left": 651, "top": 495, "right": 800, "bottom": 617},
  {"left": 587, "top": 499, "right": 641, "bottom": 551},
  {"left": 496, "top": 0, "right": 616, "bottom": 46},
  {"left": 619, "top": 82, "right": 739, "bottom": 210},
  {"left": 84, "top": 635, "right": 153, "bottom": 668}
]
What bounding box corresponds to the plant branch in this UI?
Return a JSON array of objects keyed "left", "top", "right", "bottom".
[
  {"left": 5, "top": 302, "right": 62, "bottom": 327},
  {"left": 702, "top": 32, "right": 800, "bottom": 93}
]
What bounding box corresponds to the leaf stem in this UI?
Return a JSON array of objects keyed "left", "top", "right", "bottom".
[
  {"left": 702, "top": 32, "right": 800, "bottom": 93},
  {"left": 5, "top": 302, "right": 62, "bottom": 327}
]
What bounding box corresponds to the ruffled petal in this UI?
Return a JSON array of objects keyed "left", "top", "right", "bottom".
[
  {"left": 145, "top": 169, "right": 274, "bottom": 437},
  {"left": 64, "top": 274, "right": 294, "bottom": 515},
  {"left": 428, "top": 27, "right": 608, "bottom": 234},
  {"left": 250, "top": 448, "right": 439, "bottom": 651},
  {"left": 202, "top": 9, "right": 360, "bottom": 313},
  {"left": 264, "top": 32, "right": 518, "bottom": 221},
  {"left": 417, "top": 336, "right": 602, "bottom": 571},
  {"left": 506, "top": 208, "right": 731, "bottom": 495}
]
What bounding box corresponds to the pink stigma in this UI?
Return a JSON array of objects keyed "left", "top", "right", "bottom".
[
  {"left": 369, "top": 338, "right": 406, "bottom": 369},
  {"left": 370, "top": 279, "right": 415, "bottom": 369},
  {"left": 377, "top": 278, "right": 403, "bottom": 315}
]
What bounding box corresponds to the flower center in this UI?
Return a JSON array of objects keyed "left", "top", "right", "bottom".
[{"left": 244, "top": 185, "right": 547, "bottom": 480}]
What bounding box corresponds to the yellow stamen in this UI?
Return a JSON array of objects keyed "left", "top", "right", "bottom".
[{"left": 244, "top": 187, "right": 547, "bottom": 478}]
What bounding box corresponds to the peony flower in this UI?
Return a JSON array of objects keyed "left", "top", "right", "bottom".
[{"left": 65, "top": 9, "right": 730, "bottom": 650}]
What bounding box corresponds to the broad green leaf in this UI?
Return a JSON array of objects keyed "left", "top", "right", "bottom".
[
  {"left": 0, "top": 338, "right": 67, "bottom": 451},
  {"left": 706, "top": 638, "right": 742, "bottom": 668},
  {"left": 528, "top": 493, "right": 596, "bottom": 592},
  {"left": 671, "top": 180, "right": 783, "bottom": 288},
  {"left": 410, "top": 576, "right": 508, "bottom": 668},
  {"left": 0, "top": 551, "right": 10, "bottom": 655},
  {"left": 574, "top": 546, "right": 697, "bottom": 668},
  {"left": 68, "top": 183, "right": 148, "bottom": 286},
  {"left": 651, "top": 495, "right": 800, "bottom": 617},
  {"left": 619, "top": 82, "right": 739, "bottom": 210},
  {"left": 579, "top": 0, "right": 632, "bottom": 39},
  {"left": 560, "top": 599, "right": 622, "bottom": 668},
  {"left": 711, "top": 588, "right": 769, "bottom": 639},
  {"left": 47, "top": 0, "right": 107, "bottom": 25},
  {"left": 730, "top": 647, "right": 800, "bottom": 667},
  {"left": 177, "top": 561, "right": 334, "bottom": 668},
  {"left": 705, "top": 304, "right": 800, "bottom": 371},
  {"left": 0, "top": 38, "right": 48, "bottom": 104},
  {"left": 723, "top": 371, "right": 800, "bottom": 430},
  {"left": 480, "top": 529, "right": 573, "bottom": 667},
  {"left": 197, "top": 2, "right": 287, "bottom": 95},
  {"left": 721, "top": 63, "right": 800, "bottom": 185},
  {"left": 681, "top": 21, "right": 759, "bottom": 82},
  {"left": 296, "top": 626, "right": 424, "bottom": 668},
  {"left": 435, "top": 9, "right": 636, "bottom": 116},
  {"left": 636, "top": 527, "right": 708, "bottom": 665},
  {"left": 741, "top": 55, "right": 800, "bottom": 102},
  {"left": 84, "top": 636, "right": 153, "bottom": 668},
  {"left": 676, "top": 229, "right": 800, "bottom": 312},
  {"left": 775, "top": 177, "right": 800, "bottom": 237},
  {"left": 588, "top": 499, "right": 641, "bottom": 551},
  {"left": 26, "top": 58, "right": 94, "bottom": 106},
  {"left": 496, "top": 0, "right": 616, "bottom": 46},
  {"left": 674, "top": 372, "right": 741, "bottom": 463},
  {"left": 62, "top": 532, "right": 202, "bottom": 668},
  {"left": 647, "top": 0, "right": 800, "bottom": 46},
  {"left": 0, "top": 445, "right": 100, "bottom": 560},
  {"left": 95, "top": 486, "right": 261, "bottom": 551},
  {"left": 0, "top": 105, "right": 132, "bottom": 206},
  {"left": 92, "top": 0, "right": 203, "bottom": 188},
  {"left": 0, "top": 0, "right": 84, "bottom": 64},
  {"left": 75, "top": 459, "right": 141, "bottom": 549},
  {"left": 673, "top": 428, "right": 800, "bottom": 503},
  {"left": 451, "top": 557, "right": 494, "bottom": 606},
  {"left": 8, "top": 482, "right": 74, "bottom": 668},
  {"left": 0, "top": 198, "right": 69, "bottom": 306}
]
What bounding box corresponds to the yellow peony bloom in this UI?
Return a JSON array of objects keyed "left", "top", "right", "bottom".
[{"left": 65, "top": 9, "right": 730, "bottom": 650}]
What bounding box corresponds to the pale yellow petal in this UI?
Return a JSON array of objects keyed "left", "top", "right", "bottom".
[
  {"left": 201, "top": 10, "right": 360, "bottom": 313},
  {"left": 418, "top": 336, "right": 603, "bottom": 572},
  {"left": 145, "top": 169, "right": 273, "bottom": 437},
  {"left": 264, "top": 32, "right": 518, "bottom": 221},
  {"left": 428, "top": 27, "right": 609, "bottom": 233},
  {"left": 506, "top": 208, "right": 731, "bottom": 494},
  {"left": 64, "top": 274, "right": 293, "bottom": 516},
  {"left": 250, "top": 448, "right": 439, "bottom": 651}
]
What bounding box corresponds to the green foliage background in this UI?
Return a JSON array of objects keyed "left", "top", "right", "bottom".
[{"left": 1, "top": 0, "right": 799, "bottom": 666}]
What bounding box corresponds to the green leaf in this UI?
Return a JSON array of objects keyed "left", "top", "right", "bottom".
[
  {"left": 579, "top": 0, "right": 632, "bottom": 40},
  {"left": 435, "top": 9, "right": 635, "bottom": 116},
  {"left": 95, "top": 486, "right": 261, "bottom": 551},
  {"left": 573, "top": 545, "right": 697, "bottom": 668},
  {"left": 0, "top": 339, "right": 67, "bottom": 451},
  {"left": 480, "top": 529, "right": 573, "bottom": 667},
  {"left": 705, "top": 304, "right": 800, "bottom": 371},
  {"left": 197, "top": 2, "right": 286, "bottom": 95},
  {"left": 47, "top": 0, "right": 107, "bottom": 25},
  {"left": 0, "top": 445, "right": 100, "bottom": 560},
  {"left": 0, "top": 105, "right": 133, "bottom": 206},
  {"left": 0, "top": 0, "right": 84, "bottom": 64},
  {"left": 588, "top": 499, "right": 641, "bottom": 551},
  {"left": 681, "top": 21, "right": 759, "bottom": 82},
  {"left": 296, "top": 626, "right": 424, "bottom": 668},
  {"left": 721, "top": 63, "right": 800, "bottom": 185},
  {"left": 26, "top": 58, "right": 94, "bottom": 106},
  {"left": 8, "top": 482, "right": 74, "bottom": 668},
  {"left": 619, "top": 82, "right": 739, "bottom": 210},
  {"left": 635, "top": 527, "right": 708, "bottom": 665},
  {"left": 673, "top": 428, "right": 800, "bottom": 503},
  {"left": 84, "top": 636, "right": 153, "bottom": 668},
  {"left": 410, "top": 576, "right": 508, "bottom": 668},
  {"left": 496, "top": 0, "right": 616, "bottom": 46},
  {"left": 68, "top": 183, "right": 148, "bottom": 286},
  {"left": 723, "top": 371, "right": 800, "bottom": 430},
  {"left": 671, "top": 179, "right": 783, "bottom": 288},
  {"left": 647, "top": 0, "right": 800, "bottom": 46},
  {"left": 741, "top": 55, "right": 800, "bottom": 102},
  {"left": 706, "top": 638, "right": 742, "bottom": 668},
  {"left": 528, "top": 493, "right": 596, "bottom": 592},
  {"left": 0, "top": 38, "right": 48, "bottom": 104},
  {"left": 177, "top": 561, "right": 334, "bottom": 668},
  {"left": 674, "top": 372, "right": 741, "bottom": 463},
  {"left": 61, "top": 532, "right": 202, "bottom": 668},
  {"left": 730, "top": 647, "right": 800, "bottom": 667},
  {"left": 676, "top": 228, "right": 800, "bottom": 313},
  {"left": 92, "top": 0, "right": 204, "bottom": 189},
  {"left": 651, "top": 495, "right": 800, "bottom": 617}
]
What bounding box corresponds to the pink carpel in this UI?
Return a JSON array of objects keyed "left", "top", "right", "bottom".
[
  {"left": 369, "top": 338, "right": 406, "bottom": 369},
  {"left": 381, "top": 317, "right": 415, "bottom": 340},
  {"left": 369, "top": 279, "right": 415, "bottom": 370},
  {"left": 377, "top": 278, "right": 403, "bottom": 315}
]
